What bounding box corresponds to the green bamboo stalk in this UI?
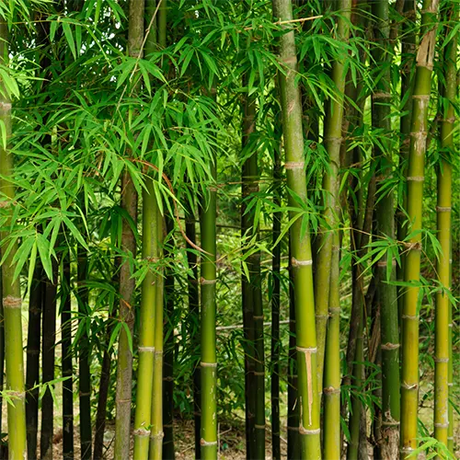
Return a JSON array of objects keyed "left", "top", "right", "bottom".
[
  {"left": 0, "top": 272, "right": 3, "bottom": 445},
  {"left": 434, "top": 5, "right": 456, "bottom": 450},
  {"left": 0, "top": 22, "right": 26, "bottom": 458},
  {"left": 200, "top": 159, "right": 217, "bottom": 460},
  {"left": 287, "top": 248, "right": 300, "bottom": 460},
  {"left": 270, "top": 119, "right": 282, "bottom": 460},
  {"left": 133, "top": 180, "right": 159, "bottom": 460},
  {"left": 114, "top": 0, "right": 143, "bottom": 457},
  {"left": 114, "top": 169, "right": 139, "bottom": 460},
  {"left": 315, "top": 0, "right": 351, "bottom": 395},
  {"left": 41, "top": 263, "right": 57, "bottom": 460},
  {"left": 371, "top": 1, "right": 400, "bottom": 456},
  {"left": 163, "top": 216, "right": 175, "bottom": 460},
  {"left": 185, "top": 204, "right": 201, "bottom": 460},
  {"left": 272, "top": 1, "right": 320, "bottom": 457},
  {"left": 62, "top": 255, "right": 74, "bottom": 460},
  {"left": 447, "top": 290, "right": 453, "bottom": 453},
  {"left": 322, "top": 234, "right": 341, "bottom": 460},
  {"left": 26, "top": 264, "right": 42, "bottom": 460},
  {"left": 149, "top": 206, "right": 164, "bottom": 460},
  {"left": 400, "top": 1, "right": 438, "bottom": 457}
]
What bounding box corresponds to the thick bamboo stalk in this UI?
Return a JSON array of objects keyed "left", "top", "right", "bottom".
[
  {"left": 148, "top": 206, "right": 165, "bottom": 460},
  {"left": 133, "top": 180, "right": 159, "bottom": 460},
  {"left": 26, "top": 264, "right": 42, "bottom": 460},
  {"left": 0, "top": 19, "right": 26, "bottom": 460},
  {"left": 114, "top": 0, "right": 143, "bottom": 456},
  {"left": 315, "top": 0, "right": 351, "bottom": 395},
  {"left": 114, "top": 169, "right": 139, "bottom": 460},
  {"left": 270, "top": 120, "right": 282, "bottom": 460},
  {"left": 272, "top": 1, "right": 320, "bottom": 457},
  {"left": 434, "top": 6, "right": 456, "bottom": 450},
  {"left": 77, "top": 249, "right": 92, "bottom": 460},
  {"left": 400, "top": 1, "right": 438, "bottom": 457},
  {"left": 185, "top": 205, "right": 201, "bottom": 460},
  {"left": 200, "top": 160, "right": 218, "bottom": 460},
  {"left": 163, "top": 216, "right": 175, "bottom": 460},
  {"left": 323, "top": 234, "right": 340, "bottom": 459},
  {"left": 371, "top": 1, "right": 400, "bottom": 456},
  {"left": 41, "top": 263, "right": 57, "bottom": 460},
  {"left": 62, "top": 256, "right": 74, "bottom": 460}
]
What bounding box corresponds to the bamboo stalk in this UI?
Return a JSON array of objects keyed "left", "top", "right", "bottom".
[
  {"left": 149, "top": 206, "right": 165, "bottom": 460},
  {"left": 114, "top": 0, "right": 143, "bottom": 456},
  {"left": 371, "top": 1, "right": 400, "bottom": 456},
  {"left": 26, "top": 264, "right": 43, "bottom": 460},
  {"left": 163, "top": 216, "right": 175, "bottom": 460},
  {"left": 77, "top": 247, "right": 92, "bottom": 460},
  {"left": 0, "top": 23, "right": 26, "bottom": 455},
  {"left": 272, "top": 1, "right": 320, "bottom": 457},
  {"left": 0, "top": 272, "right": 3, "bottom": 448},
  {"left": 41, "top": 263, "right": 57, "bottom": 460},
  {"left": 270, "top": 118, "right": 282, "bottom": 460},
  {"left": 315, "top": 0, "right": 351, "bottom": 396},
  {"left": 323, "top": 234, "right": 341, "bottom": 460},
  {"left": 133, "top": 180, "right": 159, "bottom": 460},
  {"left": 434, "top": 5, "right": 456, "bottom": 451},
  {"left": 400, "top": 1, "right": 438, "bottom": 457},
  {"left": 62, "top": 255, "right": 74, "bottom": 460},
  {"left": 185, "top": 204, "right": 201, "bottom": 460},
  {"left": 200, "top": 160, "right": 218, "bottom": 460}
]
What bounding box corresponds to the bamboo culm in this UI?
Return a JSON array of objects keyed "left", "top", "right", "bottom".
[
  {"left": 272, "top": 0, "right": 321, "bottom": 457},
  {"left": 401, "top": 1, "right": 438, "bottom": 457}
]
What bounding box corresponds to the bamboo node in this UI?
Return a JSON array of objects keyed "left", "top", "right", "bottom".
[
  {"left": 291, "top": 257, "right": 312, "bottom": 267},
  {"left": 0, "top": 102, "right": 12, "bottom": 111},
  {"left": 163, "top": 376, "right": 174, "bottom": 382},
  {"left": 287, "top": 426, "right": 299, "bottom": 431},
  {"left": 254, "top": 371, "right": 265, "bottom": 376},
  {"left": 79, "top": 391, "right": 91, "bottom": 397},
  {"left": 200, "top": 438, "right": 217, "bottom": 446},
  {"left": 411, "top": 94, "right": 430, "bottom": 101},
  {"left": 315, "top": 314, "right": 329, "bottom": 319},
  {"left": 26, "top": 349, "right": 40, "bottom": 355},
  {"left": 323, "top": 386, "right": 340, "bottom": 395},
  {"left": 8, "top": 391, "right": 25, "bottom": 399},
  {"left": 133, "top": 428, "right": 150, "bottom": 437},
  {"left": 299, "top": 427, "right": 320, "bottom": 435},
  {"left": 329, "top": 307, "right": 340, "bottom": 314},
  {"left": 434, "top": 423, "right": 449, "bottom": 428},
  {"left": 253, "top": 315, "right": 264, "bottom": 320},
  {"left": 200, "top": 277, "right": 216, "bottom": 285},
  {"left": 3, "top": 296, "right": 22, "bottom": 308},
  {"left": 372, "top": 92, "right": 392, "bottom": 100},
  {"left": 402, "top": 314, "right": 418, "bottom": 320},
  {"left": 138, "top": 346, "right": 155, "bottom": 353},
  {"left": 406, "top": 176, "right": 424, "bottom": 182},
  {"left": 401, "top": 381, "right": 418, "bottom": 390},
  {"left": 285, "top": 161, "right": 305, "bottom": 170},
  {"left": 0, "top": 200, "right": 11, "bottom": 208},
  {"left": 400, "top": 447, "right": 415, "bottom": 454},
  {"left": 434, "top": 357, "right": 448, "bottom": 363},
  {"left": 200, "top": 361, "right": 217, "bottom": 368},
  {"left": 254, "top": 424, "right": 265, "bottom": 429},
  {"left": 436, "top": 206, "right": 451, "bottom": 212},
  {"left": 296, "top": 346, "right": 317, "bottom": 353},
  {"left": 448, "top": 383, "right": 453, "bottom": 387},
  {"left": 149, "top": 431, "right": 164, "bottom": 440},
  {"left": 377, "top": 259, "right": 397, "bottom": 267},
  {"left": 381, "top": 342, "right": 400, "bottom": 350},
  {"left": 324, "top": 136, "right": 343, "bottom": 144},
  {"left": 381, "top": 420, "right": 400, "bottom": 426}
]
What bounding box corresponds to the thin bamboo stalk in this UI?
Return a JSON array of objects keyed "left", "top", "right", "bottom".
[
  {"left": 272, "top": 1, "right": 320, "bottom": 457},
  {"left": 114, "top": 169, "right": 139, "bottom": 460},
  {"left": 133, "top": 180, "right": 159, "bottom": 460},
  {"left": 62, "top": 255, "right": 74, "bottom": 460},
  {"left": 315, "top": 0, "right": 351, "bottom": 395},
  {"left": 163, "top": 216, "right": 175, "bottom": 460},
  {"left": 0, "top": 22, "right": 26, "bottom": 456},
  {"left": 77, "top": 248, "right": 92, "bottom": 460},
  {"left": 200, "top": 160, "right": 218, "bottom": 460},
  {"left": 114, "top": 0, "right": 143, "bottom": 456},
  {"left": 26, "top": 264, "right": 42, "bottom": 460},
  {"left": 270, "top": 119, "right": 282, "bottom": 460},
  {"left": 371, "top": 1, "right": 400, "bottom": 456},
  {"left": 149, "top": 206, "right": 164, "bottom": 460},
  {"left": 0, "top": 272, "right": 3, "bottom": 446},
  {"left": 400, "top": 1, "right": 438, "bottom": 457},
  {"left": 323, "top": 234, "right": 341, "bottom": 460},
  {"left": 434, "top": 5, "right": 456, "bottom": 451},
  {"left": 185, "top": 204, "right": 201, "bottom": 460}
]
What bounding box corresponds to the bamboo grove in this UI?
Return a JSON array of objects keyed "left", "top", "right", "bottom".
[{"left": 0, "top": 1, "right": 458, "bottom": 460}]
